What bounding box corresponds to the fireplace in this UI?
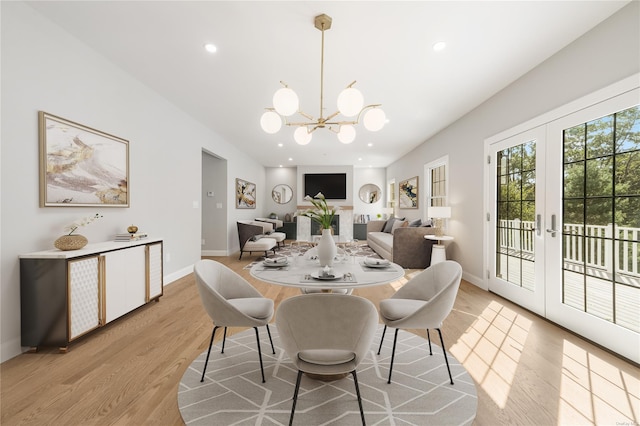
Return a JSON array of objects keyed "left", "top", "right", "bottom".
[{"left": 311, "top": 215, "right": 340, "bottom": 235}]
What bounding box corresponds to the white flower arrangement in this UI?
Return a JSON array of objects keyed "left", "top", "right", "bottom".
[{"left": 65, "top": 213, "right": 103, "bottom": 235}]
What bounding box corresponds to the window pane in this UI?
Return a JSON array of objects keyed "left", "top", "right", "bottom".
[
  {"left": 564, "top": 200, "right": 584, "bottom": 226},
  {"left": 564, "top": 161, "right": 584, "bottom": 198},
  {"left": 615, "top": 151, "right": 640, "bottom": 196},
  {"left": 615, "top": 105, "right": 640, "bottom": 154},
  {"left": 585, "top": 198, "right": 612, "bottom": 227},
  {"left": 564, "top": 125, "right": 585, "bottom": 163},
  {"left": 586, "top": 114, "right": 614, "bottom": 159},
  {"left": 615, "top": 196, "right": 640, "bottom": 229},
  {"left": 585, "top": 157, "right": 612, "bottom": 197}
]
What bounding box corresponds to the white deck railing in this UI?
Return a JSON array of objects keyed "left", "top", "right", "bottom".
[{"left": 498, "top": 220, "right": 640, "bottom": 277}]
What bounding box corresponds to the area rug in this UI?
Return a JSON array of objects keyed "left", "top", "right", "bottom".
[
  {"left": 178, "top": 325, "right": 477, "bottom": 425},
  {"left": 243, "top": 244, "right": 382, "bottom": 270}
]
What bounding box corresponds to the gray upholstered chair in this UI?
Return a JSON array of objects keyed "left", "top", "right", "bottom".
[
  {"left": 194, "top": 259, "right": 275, "bottom": 383},
  {"left": 276, "top": 294, "right": 378, "bottom": 425},
  {"left": 377, "top": 260, "right": 462, "bottom": 385},
  {"left": 237, "top": 221, "right": 277, "bottom": 260}
]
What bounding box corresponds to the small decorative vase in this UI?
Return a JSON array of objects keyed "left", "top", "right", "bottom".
[
  {"left": 317, "top": 228, "right": 337, "bottom": 267},
  {"left": 54, "top": 234, "right": 88, "bottom": 251}
]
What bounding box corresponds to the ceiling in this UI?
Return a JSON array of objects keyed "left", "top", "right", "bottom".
[{"left": 27, "top": 1, "right": 629, "bottom": 168}]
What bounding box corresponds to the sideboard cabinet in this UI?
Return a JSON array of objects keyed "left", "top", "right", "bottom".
[{"left": 20, "top": 238, "right": 163, "bottom": 352}]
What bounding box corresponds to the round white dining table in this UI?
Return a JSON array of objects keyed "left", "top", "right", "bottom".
[{"left": 249, "top": 256, "right": 405, "bottom": 291}]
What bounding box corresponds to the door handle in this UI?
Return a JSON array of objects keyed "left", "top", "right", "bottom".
[{"left": 546, "top": 214, "right": 557, "bottom": 237}]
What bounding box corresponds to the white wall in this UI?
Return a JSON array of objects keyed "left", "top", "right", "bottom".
[
  {"left": 0, "top": 2, "right": 265, "bottom": 362},
  {"left": 264, "top": 167, "right": 298, "bottom": 220},
  {"left": 352, "top": 168, "right": 387, "bottom": 220},
  {"left": 386, "top": 2, "right": 640, "bottom": 286}
]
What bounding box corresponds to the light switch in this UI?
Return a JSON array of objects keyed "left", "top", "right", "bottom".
[
  {"left": 207, "top": 191, "right": 214, "bottom": 197},
  {"left": 216, "top": 203, "right": 223, "bottom": 209}
]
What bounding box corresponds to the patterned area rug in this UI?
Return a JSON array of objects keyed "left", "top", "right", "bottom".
[
  {"left": 243, "top": 243, "right": 382, "bottom": 269},
  {"left": 178, "top": 325, "right": 477, "bottom": 425}
]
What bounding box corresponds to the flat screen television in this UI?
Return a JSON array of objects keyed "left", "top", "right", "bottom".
[{"left": 304, "top": 173, "right": 347, "bottom": 200}]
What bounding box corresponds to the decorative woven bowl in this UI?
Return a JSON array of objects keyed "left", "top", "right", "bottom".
[{"left": 54, "top": 234, "right": 88, "bottom": 251}]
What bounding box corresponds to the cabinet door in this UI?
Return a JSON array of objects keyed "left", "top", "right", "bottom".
[
  {"left": 68, "top": 256, "right": 100, "bottom": 341},
  {"left": 104, "top": 246, "right": 146, "bottom": 323},
  {"left": 146, "top": 242, "right": 163, "bottom": 301}
]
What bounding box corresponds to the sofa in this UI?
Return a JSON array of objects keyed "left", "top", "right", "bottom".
[{"left": 366, "top": 219, "right": 437, "bottom": 269}]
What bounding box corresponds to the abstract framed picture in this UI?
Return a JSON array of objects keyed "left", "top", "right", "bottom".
[
  {"left": 39, "top": 111, "right": 129, "bottom": 207},
  {"left": 236, "top": 178, "right": 256, "bottom": 209},
  {"left": 399, "top": 176, "right": 418, "bottom": 208}
]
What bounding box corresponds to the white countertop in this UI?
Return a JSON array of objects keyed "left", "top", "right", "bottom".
[{"left": 20, "top": 237, "right": 162, "bottom": 259}]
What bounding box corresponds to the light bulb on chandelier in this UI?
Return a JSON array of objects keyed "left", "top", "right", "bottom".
[{"left": 260, "top": 13, "right": 385, "bottom": 145}]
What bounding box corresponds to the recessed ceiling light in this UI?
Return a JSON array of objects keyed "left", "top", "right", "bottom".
[
  {"left": 367, "top": 143, "right": 373, "bottom": 147},
  {"left": 433, "top": 41, "right": 446, "bottom": 52},
  {"left": 279, "top": 165, "right": 283, "bottom": 168},
  {"left": 277, "top": 143, "right": 283, "bottom": 147},
  {"left": 358, "top": 158, "right": 363, "bottom": 161},
  {"left": 288, "top": 157, "right": 293, "bottom": 161},
  {"left": 204, "top": 43, "right": 217, "bottom": 53}
]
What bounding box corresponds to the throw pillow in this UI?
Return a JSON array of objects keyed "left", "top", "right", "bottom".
[
  {"left": 382, "top": 218, "right": 397, "bottom": 233},
  {"left": 391, "top": 220, "right": 408, "bottom": 235},
  {"left": 408, "top": 218, "right": 422, "bottom": 227}
]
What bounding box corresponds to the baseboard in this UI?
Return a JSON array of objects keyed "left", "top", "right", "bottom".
[
  {"left": 164, "top": 265, "right": 193, "bottom": 285},
  {"left": 462, "top": 271, "right": 487, "bottom": 290},
  {"left": 201, "top": 250, "right": 228, "bottom": 257}
]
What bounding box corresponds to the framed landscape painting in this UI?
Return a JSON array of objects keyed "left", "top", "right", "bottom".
[
  {"left": 236, "top": 178, "right": 256, "bottom": 209},
  {"left": 399, "top": 176, "right": 418, "bottom": 208},
  {"left": 39, "top": 111, "right": 129, "bottom": 207}
]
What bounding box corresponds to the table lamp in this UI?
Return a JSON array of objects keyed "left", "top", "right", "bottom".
[{"left": 428, "top": 206, "right": 451, "bottom": 237}]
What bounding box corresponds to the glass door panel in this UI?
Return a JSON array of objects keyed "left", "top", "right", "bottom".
[
  {"left": 488, "top": 126, "right": 546, "bottom": 316},
  {"left": 546, "top": 91, "right": 639, "bottom": 363}
]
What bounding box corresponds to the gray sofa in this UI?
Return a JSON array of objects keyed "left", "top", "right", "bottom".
[{"left": 366, "top": 219, "right": 436, "bottom": 269}]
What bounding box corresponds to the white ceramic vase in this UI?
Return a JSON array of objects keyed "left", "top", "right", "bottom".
[{"left": 317, "top": 228, "right": 337, "bottom": 267}]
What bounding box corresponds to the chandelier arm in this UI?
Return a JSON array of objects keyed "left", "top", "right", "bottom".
[
  {"left": 297, "top": 110, "right": 315, "bottom": 121},
  {"left": 354, "top": 104, "right": 383, "bottom": 122}
]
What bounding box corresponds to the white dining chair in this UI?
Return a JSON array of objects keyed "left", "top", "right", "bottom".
[
  {"left": 194, "top": 259, "right": 275, "bottom": 383},
  {"left": 276, "top": 293, "right": 378, "bottom": 425},
  {"left": 377, "top": 260, "right": 462, "bottom": 385}
]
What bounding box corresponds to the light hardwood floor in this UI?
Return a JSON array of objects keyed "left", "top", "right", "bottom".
[{"left": 2, "top": 254, "right": 638, "bottom": 425}]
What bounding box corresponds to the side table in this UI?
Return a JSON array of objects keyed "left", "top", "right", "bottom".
[{"left": 424, "top": 235, "right": 454, "bottom": 264}]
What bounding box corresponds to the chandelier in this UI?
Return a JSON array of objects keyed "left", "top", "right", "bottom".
[{"left": 260, "top": 14, "right": 386, "bottom": 145}]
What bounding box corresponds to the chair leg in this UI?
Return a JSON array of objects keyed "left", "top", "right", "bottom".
[
  {"left": 266, "top": 324, "right": 276, "bottom": 354},
  {"left": 221, "top": 327, "right": 228, "bottom": 353},
  {"left": 254, "top": 327, "right": 266, "bottom": 383},
  {"left": 377, "top": 325, "right": 387, "bottom": 355},
  {"left": 436, "top": 328, "right": 454, "bottom": 385},
  {"left": 201, "top": 325, "right": 220, "bottom": 382},
  {"left": 289, "top": 370, "right": 304, "bottom": 426},
  {"left": 239, "top": 251, "right": 244, "bottom": 260},
  {"left": 351, "top": 370, "right": 367, "bottom": 426},
  {"left": 387, "top": 328, "right": 399, "bottom": 384},
  {"left": 426, "top": 329, "right": 433, "bottom": 355}
]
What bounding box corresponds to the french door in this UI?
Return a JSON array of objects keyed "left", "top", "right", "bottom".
[{"left": 487, "top": 87, "right": 640, "bottom": 363}]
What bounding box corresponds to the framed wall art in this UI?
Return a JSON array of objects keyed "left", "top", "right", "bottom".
[
  {"left": 236, "top": 178, "right": 256, "bottom": 209},
  {"left": 39, "top": 111, "right": 129, "bottom": 207},
  {"left": 398, "top": 176, "right": 418, "bottom": 208}
]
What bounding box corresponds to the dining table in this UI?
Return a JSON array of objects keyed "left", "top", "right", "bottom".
[{"left": 249, "top": 254, "right": 405, "bottom": 292}]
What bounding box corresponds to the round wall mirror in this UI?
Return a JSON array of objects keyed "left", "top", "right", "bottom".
[
  {"left": 359, "top": 184, "right": 381, "bottom": 204},
  {"left": 272, "top": 184, "right": 293, "bottom": 204}
]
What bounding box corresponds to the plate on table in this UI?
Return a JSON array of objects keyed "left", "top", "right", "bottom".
[
  {"left": 310, "top": 273, "right": 344, "bottom": 281},
  {"left": 263, "top": 258, "right": 288, "bottom": 267},
  {"left": 363, "top": 258, "right": 391, "bottom": 268}
]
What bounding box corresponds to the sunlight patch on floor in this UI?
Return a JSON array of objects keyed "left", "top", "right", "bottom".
[
  {"left": 558, "top": 339, "right": 640, "bottom": 425},
  {"left": 450, "top": 300, "right": 531, "bottom": 408}
]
